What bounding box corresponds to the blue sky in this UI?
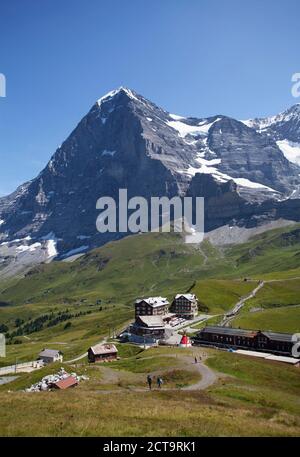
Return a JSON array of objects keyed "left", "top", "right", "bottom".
[{"left": 0, "top": 0, "right": 299, "bottom": 196}]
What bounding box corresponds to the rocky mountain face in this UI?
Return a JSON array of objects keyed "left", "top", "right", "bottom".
[
  {"left": 242, "top": 104, "right": 300, "bottom": 170},
  {"left": 0, "top": 87, "right": 300, "bottom": 272},
  {"left": 243, "top": 104, "right": 300, "bottom": 142}
]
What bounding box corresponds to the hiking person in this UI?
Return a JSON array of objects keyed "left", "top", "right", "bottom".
[
  {"left": 147, "top": 374, "right": 152, "bottom": 390},
  {"left": 157, "top": 376, "right": 163, "bottom": 389}
]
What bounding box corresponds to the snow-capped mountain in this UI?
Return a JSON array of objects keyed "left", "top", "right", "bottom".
[
  {"left": 242, "top": 104, "right": 300, "bottom": 167},
  {"left": 1, "top": 87, "right": 300, "bottom": 273}
]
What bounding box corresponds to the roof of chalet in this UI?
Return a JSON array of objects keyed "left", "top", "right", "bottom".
[
  {"left": 175, "top": 294, "right": 197, "bottom": 301},
  {"left": 199, "top": 326, "right": 294, "bottom": 341},
  {"left": 90, "top": 343, "right": 118, "bottom": 355},
  {"left": 53, "top": 376, "right": 78, "bottom": 389},
  {"left": 38, "top": 349, "right": 61, "bottom": 358},
  {"left": 136, "top": 315, "right": 165, "bottom": 328},
  {"left": 135, "top": 297, "right": 169, "bottom": 307}
]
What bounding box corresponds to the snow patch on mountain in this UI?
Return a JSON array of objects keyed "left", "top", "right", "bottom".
[
  {"left": 276, "top": 140, "right": 300, "bottom": 166},
  {"left": 242, "top": 117, "right": 277, "bottom": 131},
  {"left": 233, "top": 178, "right": 276, "bottom": 191},
  {"left": 16, "top": 242, "right": 42, "bottom": 252},
  {"left": 47, "top": 240, "right": 57, "bottom": 258},
  {"left": 242, "top": 104, "right": 300, "bottom": 132},
  {"left": 180, "top": 157, "right": 277, "bottom": 192},
  {"left": 101, "top": 149, "right": 116, "bottom": 157},
  {"left": 97, "top": 87, "right": 139, "bottom": 107},
  {"left": 169, "top": 113, "right": 186, "bottom": 121},
  {"left": 40, "top": 232, "right": 58, "bottom": 258},
  {"left": 167, "top": 118, "right": 221, "bottom": 138},
  {"left": 0, "top": 236, "right": 32, "bottom": 246}
]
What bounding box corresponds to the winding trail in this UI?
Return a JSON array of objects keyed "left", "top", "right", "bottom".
[
  {"left": 133, "top": 353, "right": 217, "bottom": 390},
  {"left": 92, "top": 354, "right": 217, "bottom": 394},
  {"left": 221, "top": 280, "right": 265, "bottom": 327},
  {"left": 197, "top": 245, "right": 209, "bottom": 266},
  {"left": 65, "top": 352, "right": 88, "bottom": 363},
  {"left": 182, "top": 359, "right": 217, "bottom": 390},
  {"left": 65, "top": 338, "right": 107, "bottom": 363}
]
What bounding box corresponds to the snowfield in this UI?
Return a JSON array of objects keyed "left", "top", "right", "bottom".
[
  {"left": 179, "top": 154, "right": 277, "bottom": 192},
  {"left": 276, "top": 140, "right": 300, "bottom": 166},
  {"left": 167, "top": 118, "right": 221, "bottom": 138}
]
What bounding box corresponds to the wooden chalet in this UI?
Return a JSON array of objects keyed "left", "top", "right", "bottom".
[{"left": 88, "top": 343, "right": 118, "bottom": 363}]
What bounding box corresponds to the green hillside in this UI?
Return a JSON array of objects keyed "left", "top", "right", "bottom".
[
  {"left": 191, "top": 279, "right": 259, "bottom": 314},
  {"left": 0, "top": 225, "right": 300, "bottom": 437},
  {"left": 224, "top": 223, "right": 300, "bottom": 279},
  {"left": 0, "top": 347, "right": 299, "bottom": 437},
  {"left": 233, "top": 306, "right": 300, "bottom": 333},
  {"left": 0, "top": 232, "right": 210, "bottom": 307},
  {"left": 0, "top": 224, "right": 300, "bottom": 366}
]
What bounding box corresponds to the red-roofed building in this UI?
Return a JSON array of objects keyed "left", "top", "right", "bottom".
[{"left": 52, "top": 376, "right": 78, "bottom": 390}]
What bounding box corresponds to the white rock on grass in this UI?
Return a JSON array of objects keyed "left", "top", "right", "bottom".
[{"left": 25, "top": 368, "right": 88, "bottom": 392}]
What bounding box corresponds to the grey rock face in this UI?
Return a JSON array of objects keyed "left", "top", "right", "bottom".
[
  {"left": 245, "top": 104, "right": 300, "bottom": 143},
  {"left": 208, "top": 117, "right": 298, "bottom": 194},
  {"left": 242, "top": 105, "right": 300, "bottom": 193},
  {"left": 0, "top": 87, "right": 300, "bottom": 268}
]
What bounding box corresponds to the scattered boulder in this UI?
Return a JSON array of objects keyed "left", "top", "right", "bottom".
[{"left": 25, "top": 367, "right": 89, "bottom": 392}]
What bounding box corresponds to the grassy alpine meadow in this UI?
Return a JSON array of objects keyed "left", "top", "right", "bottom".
[
  {"left": 233, "top": 305, "right": 300, "bottom": 334},
  {"left": 206, "top": 350, "right": 300, "bottom": 418},
  {"left": 0, "top": 306, "right": 133, "bottom": 367},
  {"left": 238, "top": 280, "right": 300, "bottom": 311},
  {"left": 1, "top": 226, "right": 300, "bottom": 436},
  {"left": 0, "top": 348, "right": 299, "bottom": 436},
  {"left": 2, "top": 390, "right": 299, "bottom": 437},
  {"left": 1, "top": 225, "right": 300, "bottom": 367},
  {"left": 191, "top": 279, "right": 259, "bottom": 314},
  {"left": 3, "top": 222, "right": 300, "bottom": 314}
]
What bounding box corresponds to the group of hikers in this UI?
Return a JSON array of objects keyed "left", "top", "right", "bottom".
[
  {"left": 146, "top": 354, "right": 202, "bottom": 390},
  {"left": 147, "top": 374, "right": 163, "bottom": 390}
]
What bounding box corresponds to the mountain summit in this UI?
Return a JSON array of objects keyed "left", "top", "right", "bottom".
[
  {"left": 1, "top": 88, "right": 300, "bottom": 273},
  {"left": 242, "top": 104, "right": 300, "bottom": 167}
]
